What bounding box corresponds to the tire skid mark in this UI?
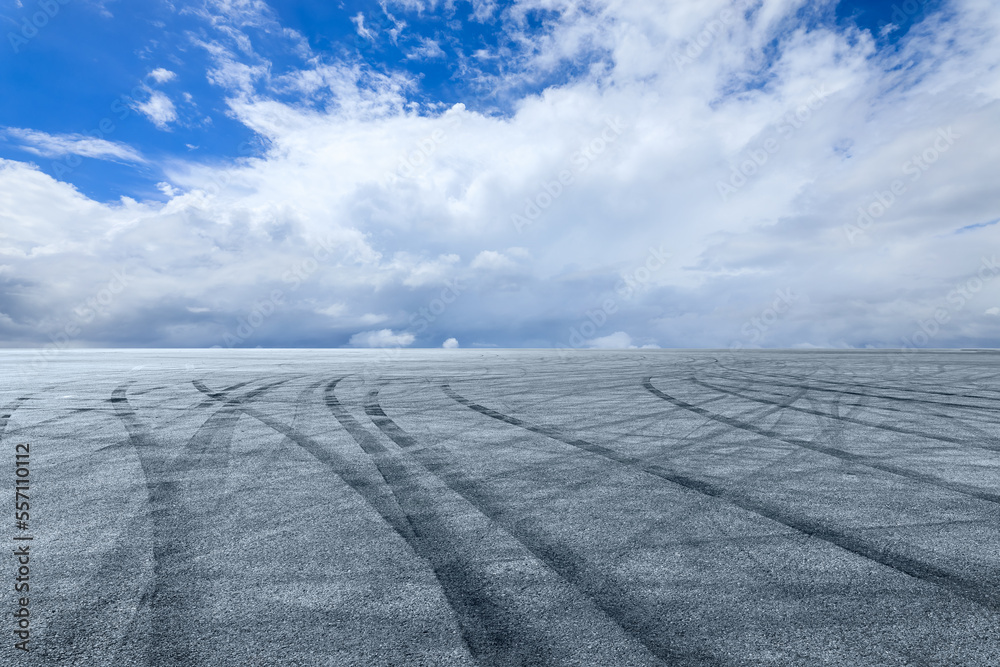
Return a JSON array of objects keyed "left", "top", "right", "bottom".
[
  {"left": 194, "top": 378, "right": 417, "bottom": 544},
  {"left": 0, "top": 397, "right": 30, "bottom": 441},
  {"left": 95, "top": 379, "right": 270, "bottom": 455},
  {"left": 704, "top": 370, "right": 1000, "bottom": 421},
  {"left": 130, "top": 386, "right": 170, "bottom": 396},
  {"left": 187, "top": 379, "right": 256, "bottom": 410},
  {"left": 726, "top": 386, "right": 812, "bottom": 482},
  {"left": 184, "top": 378, "right": 291, "bottom": 467},
  {"left": 713, "top": 361, "right": 1000, "bottom": 404},
  {"left": 326, "top": 380, "right": 577, "bottom": 667},
  {"left": 321, "top": 379, "right": 418, "bottom": 538},
  {"left": 688, "top": 377, "right": 994, "bottom": 451},
  {"left": 256, "top": 379, "right": 329, "bottom": 470},
  {"left": 102, "top": 379, "right": 289, "bottom": 666},
  {"left": 443, "top": 384, "right": 638, "bottom": 464},
  {"left": 365, "top": 388, "right": 718, "bottom": 666},
  {"left": 651, "top": 378, "right": 1000, "bottom": 505},
  {"left": 667, "top": 386, "right": 805, "bottom": 461},
  {"left": 445, "top": 381, "right": 1000, "bottom": 613},
  {"left": 641, "top": 377, "right": 1000, "bottom": 612}
]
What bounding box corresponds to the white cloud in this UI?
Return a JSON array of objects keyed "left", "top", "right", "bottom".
[
  {"left": 135, "top": 91, "right": 178, "bottom": 130},
  {"left": 390, "top": 253, "right": 461, "bottom": 287},
  {"left": 586, "top": 331, "right": 636, "bottom": 349},
  {"left": 149, "top": 68, "right": 177, "bottom": 84},
  {"left": 986, "top": 307, "right": 1000, "bottom": 316},
  {"left": 442, "top": 337, "right": 459, "bottom": 348},
  {"left": 470, "top": 250, "right": 517, "bottom": 271},
  {"left": 407, "top": 37, "right": 446, "bottom": 60},
  {"left": 157, "top": 182, "right": 180, "bottom": 197},
  {"left": 317, "top": 303, "right": 347, "bottom": 317},
  {"left": 3, "top": 0, "right": 1000, "bottom": 348},
  {"left": 2, "top": 127, "right": 144, "bottom": 163},
  {"left": 351, "top": 12, "right": 375, "bottom": 41},
  {"left": 349, "top": 329, "right": 416, "bottom": 347}
]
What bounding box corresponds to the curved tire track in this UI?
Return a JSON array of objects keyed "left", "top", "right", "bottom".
[
  {"left": 364, "top": 387, "right": 712, "bottom": 666},
  {"left": 712, "top": 360, "right": 1000, "bottom": 405},
  {"left": 327, "top": 380, "right": 663, "bottom": 667},
  {"left": 86, "top": 379, "right": 288, "bottom": 666},
  {"left": 443, "top": 381, "right": 1000, "bottom": 613},
  {"left": 195, "top": 378, "right": 416, "bottom": 542},
  {"left": 688, "top": 376, "right": 999, "bottom": 454},
  {"left": 662, "top": 380, "right": 1000, "bottom": 505}
]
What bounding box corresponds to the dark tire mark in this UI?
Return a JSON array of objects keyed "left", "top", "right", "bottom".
[
  {"left": 106, "top": 383, "right": 202, "bottom": 666},
  {"left": 640, "top": 377, "right": 1000, "bottom": 611},
  {"left": 688, "top": 376, "right": 998, "bottom": 453},
  {"left": 443, "top": 381, "right": 1000, "bottom": 613},
  {"left": 702, "top": 369, "right": 1000, "bottom": 419},
  {"left": 96, "top": 379, "right": 289, "bottom": 666},
  {"left": 183, "top": 378, "right": 290, "bottom": 467},
  {"left": 187, "top": 379, "right": 256, "bottom": 410},
  {"left": 325, "top": 380, "right": 564, "bottom": 666},
  {"left": 443, "top": 384, "right": 639, "bottom": 465},
  {"left": 365, "top": 387, "right": 717, "bottom": 666},
  {"left": 130, "top": 386, "right": 169, "bottom": 396},
  {"left": 0, "top": 396, "right": 29, "bottom": 442},
  {"left": 713, "top": 360, "right": 1000, "bottom": 404},
  {"left": 194, "top": 379, "right": 416, "bottom": 543},
  {"left": 663, "top": 382, "right": 1000, "bottom": 506}
]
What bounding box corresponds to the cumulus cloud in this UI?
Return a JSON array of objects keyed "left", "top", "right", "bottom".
[
  {"left": 149, "top": 68, "right": 177, "bottom": 83},
  {"left": 156, "top": 182, "right": 180, "bottom": 197},
  {"left": 586, "top": 331, "right": 635, "bottom": 349},
  {"left": 584, "top": 331, "right": 658, "bottom": 349},
  {"left": 3, "top": 0, "right": 1000, "bottom": 349},
  {"left": 442, "top": 337, "right": 459, "bottom": 348},
  {"left": 134, "top": 91, "right": 178, "bottom": 130},
  {"left": 349, "top": 329, "right": 416, "bottom": 347}
]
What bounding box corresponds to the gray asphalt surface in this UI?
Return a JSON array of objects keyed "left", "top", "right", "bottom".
[{"left": 1, "top": 349, "right": 999, "bottom": 666}]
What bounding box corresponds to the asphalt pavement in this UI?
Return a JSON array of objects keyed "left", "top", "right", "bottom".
[{"left": 1, "top": 348, "right": 998, "bottom": 665}]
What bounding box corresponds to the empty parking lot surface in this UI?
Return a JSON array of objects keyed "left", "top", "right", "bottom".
[{"left": 1, "top": 349, "right": 999, "bottom": 666}]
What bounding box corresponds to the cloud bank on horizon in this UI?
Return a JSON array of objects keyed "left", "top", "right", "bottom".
[{"left": 0, "top": 0, "right": 998, "bottom": 350}]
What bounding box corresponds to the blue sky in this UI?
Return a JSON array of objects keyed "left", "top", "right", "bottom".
[{"left": 0, "top": 0, "right": 998, "bottom": 350}]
